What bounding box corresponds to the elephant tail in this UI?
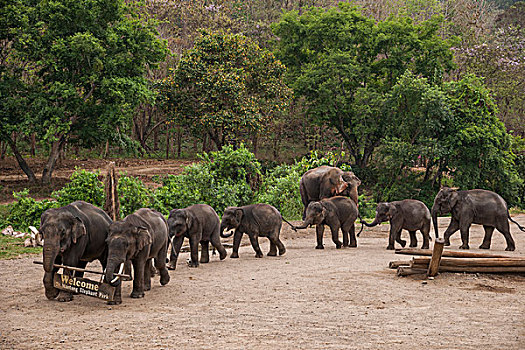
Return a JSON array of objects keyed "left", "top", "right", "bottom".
[
  {"left": 357, "top": 213, "right": 367, "bottom": 237},
  {"left": 282, "top": 217, "right": 297, "bottom": 232},
  {"left": 508, "top": 212, "right": 525, "bottom": 232}
]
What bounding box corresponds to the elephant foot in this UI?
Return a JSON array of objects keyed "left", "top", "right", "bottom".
[
  {"left": 130, "top": 291, "right": 145, "bottom": 299},
  {"left": 398, "top": 240, "right": 407, "bottom": 248},
  {"left": 421, "top": 244, "right": 429, "bottom": 250},
  {"left": 315, "top": 245, "right": 324, "bottom": 249},
  {"left": 459, "top": 244, "right": 470, "bottom": 250},
  {"left": 45, "top": 287, "right": 60, "bottom": 300},
  {"left": 230, "top": 252, "right": 239, "bottom": 258},
  {"left": 278, "top": 248, "right": 286, "bottom": 256},
  {"left": 57, "top": 292, "right": 73, "bottom": 302},
  {"left": 144, "top": 284, "right": 151, "bottom": 291},
  {"left": 386, "top": 245, "right": 395, "bottom": 250},
  {"left": 167, "top": 261, "right": 177, "bottom": 270},
  {"left": 479, "top": 243, "right": 491, "bottom": 249},
  {"left": 335, "top": 244, "right": 342, "bottom": 249},
  {"left": 187, "top": 260, "right": 199, "bottom": 268},
  {"left": 349, "top": 242, "right": 357, "bottom": 248},
  {"left": 200, "top": 258, "right": 209, "bottom": 264},
  {"left": 255, "top": 252, "right": 263, "bottom": 258},
  {"left": 505, "top": 246, "right": 515, "bottom": 251},
  {"left": 444, "top": 240, "right": 451, "bottom": 246},
  {"left": 219, "top": 251, "right": 227, "bottom": 260},
  {"left": 342, "top": 243, "right": 349, "bottom": 248},
  {"left": 267, "top": 251, "right": 277, "bottom": 257},
  {"left": 160, "top": 270, "right": 170, "bottom": 286},
  {"left": 409, "top": 243, "right": 417, "bottom": 248},
  {"left": 108, "top": 299, "right": 122, "bottom": 305}
]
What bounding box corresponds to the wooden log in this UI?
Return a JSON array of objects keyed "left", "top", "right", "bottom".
[
  {"left": 395, "top": 248, "right": 511, "bottom": 259},
  {"left": 410, "top": 264, "right": 525, "bottom": 274},
  {"left": 413, "top": 257, "right": 525, "bottom": 267},
  {"left": 396, "top": 266, "right": 427, "bottom": 276},
  {"left": 427, "top": 238, "right": 445, "bottom": 277},
  {"left": 389, "top": 260, "right": 411, "bottom": 269}
]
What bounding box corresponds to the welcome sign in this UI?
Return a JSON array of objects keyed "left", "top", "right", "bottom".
[{"left": 53, "top": 273, "right": 116, "bottom": 301}]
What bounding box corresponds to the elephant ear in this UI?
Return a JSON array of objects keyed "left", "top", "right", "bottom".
[
  {"left": 71, "top": 216, "right": 87, "bottom": 244},
  {"left": 449, "top": 191, "right": 459, "bottom": 209},
  {"left": 135, "top": 226, "right": 152, "bottom": 252},
  {"left": 185, "top": 211, "right": 193, "bottom": 229},
  {"left": 235, "top": 208, "right": 244, "bottom": 223},
  {"left": 387, "top": 204, "right": 398, "bottom": 220}
]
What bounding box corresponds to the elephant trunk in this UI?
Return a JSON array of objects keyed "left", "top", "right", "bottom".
[
  {"left": 220, "top": 224, "right": 234, "bottom": 238},
  {"left": 42, "top": 240, "right": 60, "bottom": 299},
  {"left": 105, "top": 260, "right": 124, "bottom": 287},
  {"left": 431, "top": 204, "right": 440, "bottom": 239},
  {"left": 294, "top": 217, "right": 313, "bottom": 230},
  {"left": 362, "top": 217, "right": 380, "bottom": 228}
]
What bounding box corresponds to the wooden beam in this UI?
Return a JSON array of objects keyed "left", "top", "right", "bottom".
[
  {"left": 389, "top": 260, "right": 411, "bottom": 269},
  {"left": 413, "top": 257, "right": 525, "bottom": 267},
  {"left": 395, "top": 248, "right": 511, "bottom": 259},
  {"left": 396, "top": 266, "right": 427, "bottom": 276},
  {"left": 427, "top": 238, "right": 445, "bottom": 277},
  {"left": 410, "top": 264, "right": 525, "bottom": 274}
]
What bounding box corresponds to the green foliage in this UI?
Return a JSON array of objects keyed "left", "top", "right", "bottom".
[
  {"left": 118, "top": 174, "right": 155, "bottom": 218},
  {"left": 5, "top": 190, "right": 58, "bottom": 232},
  {"left": 357, "top": 194, "right": 377, "bottom": 219},
  {"left": 52, "top": 169, "right": 104, "bottom": 207},
  {"left": 257, "top": 164, "right": 303, "bottom": 219},
  {"left": 295, "top": 150, "right": 353, "bottom": 173}
]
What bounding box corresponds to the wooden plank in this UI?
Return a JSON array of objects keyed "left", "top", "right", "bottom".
[
  {"left": 413, "top": 257, "right": 525, "bottom": 267},
  {"left": 395, "top": 248, "right": 511, "bottom": 259},
  {"left": 33, "top": 261, "right": 130, "bottom": 279},
  {"left": 427, "top": 238, "right": 445, "bottom": 277},
  {"left": 411, "top": 264, "right": 525, "bottom": 273}
]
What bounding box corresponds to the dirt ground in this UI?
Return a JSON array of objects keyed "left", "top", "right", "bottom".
[{"left": 1, "top": 216, "right": 524, "bottom": 350}]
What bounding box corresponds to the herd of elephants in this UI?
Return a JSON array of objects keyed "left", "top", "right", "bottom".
[{"left": 39, "top": 165, "right": 525, "bottom": 304}]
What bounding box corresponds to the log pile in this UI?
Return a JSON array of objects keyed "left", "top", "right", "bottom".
[{"left": 390, "top": 238, "right": 525, "bottom": 277}]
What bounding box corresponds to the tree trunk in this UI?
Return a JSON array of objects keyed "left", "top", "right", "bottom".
[
  {"left": 0, "top": 140, "right": 7, "bottom": 159},
  {"left": 30, "top": 133, "right": 37, "bottom": 156},
  {"left": 165, "top": 128, "right": 170, "bottom": 159},
  {"left": 41, "top": 136, "right": 67, "bottom": 185},
  {"left": 176, "top": 127, "right": 182, "bottom": 158},
  {"left": 4, "top": 134, "right": 37, "bottom": 183}
]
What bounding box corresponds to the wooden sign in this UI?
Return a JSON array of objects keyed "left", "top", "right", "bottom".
[{"left": 53, "top": 273, "right": 116, "bottom": 301}]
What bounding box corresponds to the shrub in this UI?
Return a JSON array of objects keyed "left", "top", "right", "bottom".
[
  {"left": 257, "top": 164, "right": 303, "bottom": 219},
  {"left": 6, "top": 189, "right": 58, "bottom": 232},
  {"left": 52, "top": 168, "right": 104, "bottom": 207},
  {"left": 118, "top": 174, "right": 155, "bottom": 218}
]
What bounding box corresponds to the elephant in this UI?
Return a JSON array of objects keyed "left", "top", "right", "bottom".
[
  {"left": 299, "top": 166, "right": 361, "bottom": 219},
  {"left": 431, "top": 187, "right": 525, "bottom": 251},
  {"left": 220, "top": 204, "right": 287, "bottom": 259},
  {"left": 362, "top": 199, "right": 431, "bottom": 250},
  {"left": 40, "top": 201, "right": 112, "bottom": 302},
  {"left": 105, "top": 208, "right": 170, "bottom": 304},
  {"left": 167, "top": 204, "right": 227, "bottom": 269},
  {"left": 294, "top": 196, "right": 358, "bottom": 249}
]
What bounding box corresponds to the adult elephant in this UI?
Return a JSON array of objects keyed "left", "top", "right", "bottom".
[
  {"left": 431, "top": 188, "right": 525, "bottom": 251},
  {"left": 105, "top": 208, "right": 170, "bottom": 304},
  {"left": 362, "top": 199, "right": 431, "bottom": 250},
  {"left": 299, "top": 166, "right": 361, "bottom": 219},
  {"left": 40, "top": 201, "right": 112, "bottom": 302}
]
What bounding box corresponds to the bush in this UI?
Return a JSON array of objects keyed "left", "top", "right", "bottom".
[
  {"left": 52, "top": 168, "right": 104, "bottom": 207},
  {"left": 118, "top": 174, "right": 155, "bottom": 218},
  {"left": 295, "top": 150, "right": 353, "bottom": 173},
  {"left": 257, "top": 164, "right": 303, "bottom": 219},
  {"left": 5, "top": 190, "right": 58, "bottom": 232}
]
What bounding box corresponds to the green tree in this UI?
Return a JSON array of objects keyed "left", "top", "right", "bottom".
[
  {"left": 163, "top": 31, "right": 291, "bottom": 150},
  {"left": 272, "top": 3, "right": 455, "bottom": 167},
  {"left": 1, "top": 0, "right": 167, "bottom": 183}
]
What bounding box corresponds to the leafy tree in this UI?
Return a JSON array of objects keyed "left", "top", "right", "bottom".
[
  {"left": 1, "top": 0, "right": 167, "bottom": 183},
  {"left": 163, "top": 31, "right": 291, "bottom": 150},
  {"left": 272, "top": 3, "right": 455, "bottom": 167}
]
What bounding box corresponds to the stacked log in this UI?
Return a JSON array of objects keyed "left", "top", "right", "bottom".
[{"left": 390, "top": 242, "right": 525, "bottom": 277}]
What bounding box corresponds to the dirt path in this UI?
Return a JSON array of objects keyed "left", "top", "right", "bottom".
[{"left": 1, "top": 217, "right": 524, "bottom": 349}]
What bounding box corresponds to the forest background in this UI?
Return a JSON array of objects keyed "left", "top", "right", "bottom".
[{"left": 1, "top": 0, "right": 524, "bottom": 237}]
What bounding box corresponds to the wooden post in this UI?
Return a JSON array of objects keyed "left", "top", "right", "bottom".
[
  {"left": 427, "top": 238, "right": 445, "bottom": 277},
  {"left": 103, "top": 162, "right": 120, "bottom": 221}
]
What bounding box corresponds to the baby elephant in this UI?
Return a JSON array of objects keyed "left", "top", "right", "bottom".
[
  {"left": 363, "top": 199, "right": 431, "bottom": 250},
  {"left": 167, "top": 204, "right": 227, "bottom": 269},
  {"left": 105, "top": 208, "right": 170, "bottom": 304},
  {"left": 220, "top": 204, "right": 286, "bottom": 259},
  {"left": 294, "top": 196, "right": 358, "bottom": 249}
]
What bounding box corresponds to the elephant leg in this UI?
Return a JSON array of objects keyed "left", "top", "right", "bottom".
[
  {"left": 144, "top": 259, "right": 152, "bottom": 291},
  {"left": 275, "top": 235, "right": 286, "bottom": 255},
  {"left": 479, "top": 225, "right": 495, "bottom": 249},
  {"left": 408, "top": 231, "right": 418, "bottom": 248},
  {"left": 330, "top": 224, "right": 342, "bottom": 249},
  {"left": 155, "top": 245, "right": 170, "bottom": 286},
  {"left": 231, "top": 230, "right": 243, "bottom": 258},
  {"left": 109, "top": 283, "right": 122, "bottom": 305},
  {"left": 458, "top": 222, "right": 472, "bottom": 249},
  {"left": 342, "top": 226, "right": 349, "bottom": 247},
  {"left": 443, "top": 219, "right": 460, "bottom": 246},
  {"left": 388, "top": 226, "right": 402, "bottom": 250},
  {"left": 130, "top": 259, "right": 145, "bottom": 298},
  {"left": 188, "top": 235, "right": 199, "bottom": 267},
  {"left": 168, "top": 235, "right": 184, "bottom": 270},
  {"left": 210, "top": 231, "right": 227, "bottom": 260},
  {"left": 315, "top": 224, "right": 325, "bottom": 249},
  {"left": 348, "top": 223, "right": 357, "bottom": 248},
  {"left": 122, "top": 260, "right": 132, "bottom": 281},
  {"left": 200, "top": 240, "right": 210, "bottom": 263},
  {"left": 420, "top": 229, "right": 430, "bottom": 249},
  {"left": 248, "top": 234, "right": 264, "bottom": 258},
  {"left": 267, "top": 237, "right": 277, "bottom": 256},
  {"left": 495, "top": 220, "right": 515, "bottom": 251}
]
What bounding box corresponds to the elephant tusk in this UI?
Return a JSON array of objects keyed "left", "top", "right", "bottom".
[{"left": 110, "top": 263, "right": 124, "bottom": 284}]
